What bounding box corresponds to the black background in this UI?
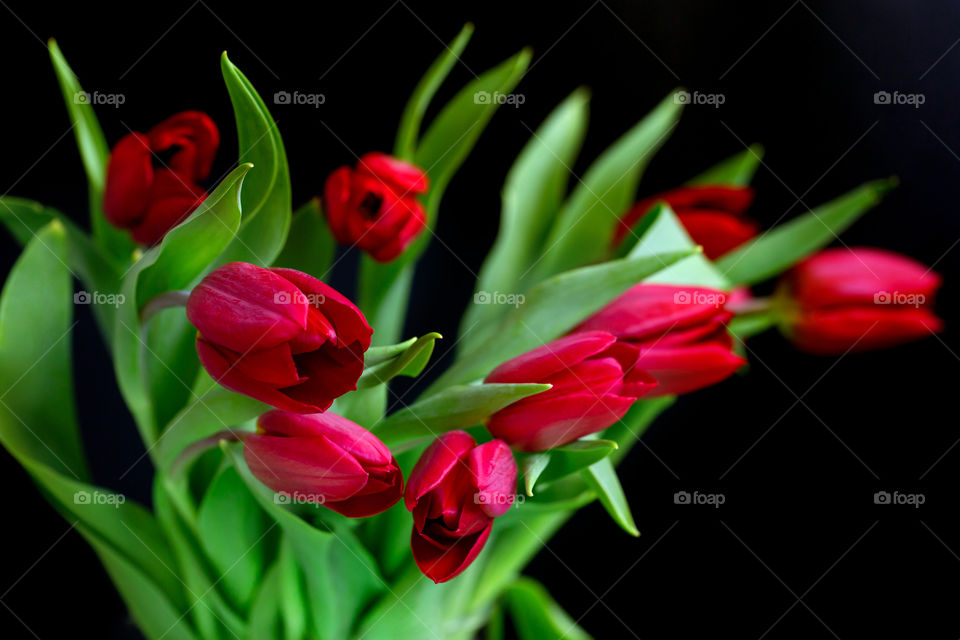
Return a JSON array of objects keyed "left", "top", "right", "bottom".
[{"left": 2, "top": 0, "right": 959, "bottom": 637}]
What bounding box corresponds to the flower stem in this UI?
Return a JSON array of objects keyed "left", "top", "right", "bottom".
[{"left": 140, "top": 289, "right": 191, "bottom": 323}]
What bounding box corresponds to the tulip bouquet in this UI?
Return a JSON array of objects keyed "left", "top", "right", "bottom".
[{"left": 0, "top": 25, "right": 944, "bottom": 640}]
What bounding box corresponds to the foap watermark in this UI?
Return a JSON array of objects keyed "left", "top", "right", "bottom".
[
  {"left": 474, "top": 492, "right": 525, "bottom": 508},
  {"left": 474, "top": 90, "right": 525, "bottom": 108},
  {"left": 274, "top": 490, "right": 327, "bottom": 506},
  {"left": 673, "top": 289, "right": 726, "bottom": 307},
  {"left": 674, "top": 90, "right": 725, "bottom": 108},
  {"left": 74, "top": 91, "right": 125, "bottom": 108},
  {"left": 674, "top": 490, "right": 725, "bottom": 508},
  {"left": 473, "top": 290, "right": 525, "bottom": 308},
  {"left": 873, "top": 91, "right": 925, "bottom": 108},
  {"left": 75, "top": 290, "right": 125, "bottom": 308},
  {"left": 74, "top": 490, "right": 126, "bottom": 508},
  {"left": 274, "top": 91, "right": 326, "bottom": 108},
  {"left": 874, "top": 490, "right": 925, "bottom": 508},
  {"left": 274, "top": 291, "right": 326, "bottom": 305},
  {"left": 874, "top": 290, "right": 925, "bottom": 307}
]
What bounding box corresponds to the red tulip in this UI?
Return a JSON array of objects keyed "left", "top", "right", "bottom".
[
  {"left": 404, "top": 431, "right": 517, "bottom": 583},
  {"left": 484, "top": 331, "right": 657, "bottom": 451},
  {"left": 187, "top": 262, "right": 372, "bottom": 413},
  {"left": 244, "top": 410, "right": 402, "bottom": 517},
  {"left": 323, "top": 152, "right": 429, "bottom": 262},
  {"left": 614, "top": 185, "right": 756, "bottom": 259},
  {"left": 575, "top": 284, "right": 746, "bottom": 396},
  {"left": 777, "top": 247, "right": 943, "bottom": 355},
  {"left": 103, "top": 111, "right": 219, "bottom": 245}
]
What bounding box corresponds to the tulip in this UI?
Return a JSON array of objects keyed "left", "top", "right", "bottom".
[
  {"left": 575, "top": 284, "right": 746, "bottom": 396},
  {"left": 187, "top": 262, "right": 373, "bottom": 413},
  {"left": 244, "top": 410, "right": 402, "bottom": 517},
  {"left": 323, "top": 152, "right": 429, "bottom": 262},
  {"left": 404, "top": 431, "right": 517, "bottom": 583},
  {"left": 103, "top": 111, "right": 219, "bottom": 245},
  {"left": 613, "top": 185, "right": 756, "bottom": 259},
  {"left": 776, "top": 247, "right": 943, "bottom": 355},
  {"left": 484, "top": 331, "right": 657, "bottom": 451}
]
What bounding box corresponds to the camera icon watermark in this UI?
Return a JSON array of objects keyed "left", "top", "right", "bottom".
[
  {"left": 673, "top": 289, "right": 726, "bottom": 307},
  {"left": 274, "top": 490, "right": 326, "bottom": 506},
  {"left": 73, "top": 490, "right": 126, "bottom": 508},
  {"left": 475, "top": 492, "right": 525, "bottom": 508},
  {"left": 873, "top": 90, "right": 925, "bottom": 108},
  {"left": 873, "top": 290, "right": 925, "bottom": 307},
  {"left": 74, "top": 290, "right": 125, "bottom": 308},
  {"left": 873, "top": 490, "right": 924, "bottom": 508},
  {"left": 673, "top": 90, "right": 725, "bottom": 108},
  {"left": 473, "top": 90, "right": 525, "bottom": 108},
  {"left": 674, "top": 490, "right": 725, "bottom": 508},
  {"left": 273, "top": 291, "right": 325, "bottom": 305},
  {"left": 74, "top": 91, "right": 125, "bottom": 108},
  {"left": 473, "top": 290, "right": 525, "bottom": 308},
  {"left": 273, "top": 91, "right": 326, "bottom": 108}
]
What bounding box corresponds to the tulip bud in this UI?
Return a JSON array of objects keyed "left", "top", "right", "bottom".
[
  {"left": 104, "top": 111, "right": 219, "bottom": 245},
  {"left": 323, "top": 152, "right": 429, "bottom": 262},
  {"left": 187, "top": 262, "right": 373, "bottom": 413},
  {"left": 575, "top": 284, "right": 746, "bottom": 397},
  {"left": 244, "top": 410, "right": 402, "bottom": 517},
  {"left": 484, "top": 331, "right": 657, "bottom": 451},
  {"left": 776, "top": 247, "right": 943, "bottom": 355},
  {"left": 404, "top": 431, "right": 517, "bottom": 583},
  {"left": 613, "top": 185, "right": 756, "bottom": 259}
]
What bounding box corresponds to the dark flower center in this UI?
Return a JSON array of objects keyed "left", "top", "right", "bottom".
[{"left": 359, "top": 192, "right": 384, "bottom": 219}]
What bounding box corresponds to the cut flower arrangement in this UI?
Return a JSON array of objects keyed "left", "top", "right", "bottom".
[{"left": 0, "top": 25, "right": 944, "bottom": 640}]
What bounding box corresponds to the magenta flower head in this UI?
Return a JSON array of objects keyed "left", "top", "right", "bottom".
[
  {"left": 186, "top": 262, "right": 373, "bottom": 413},
  {"left": 404, "top": 431, "right": 517, "bottom": 583},
  {"left": 244, "top": 410, "right": 402, "bottom": 518},
  {"left": 484, "top": 331, "right": 657, "bottom": 452}
]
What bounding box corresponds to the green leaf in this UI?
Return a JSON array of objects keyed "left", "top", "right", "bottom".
[
  {"left": 428, "top": 250, "right": 693, "bottom": 392},
  {"left": 522, "top": 453, "right": 551, "bottom": 497},
  {"left": 460, "top": 89, "right": 590, "bottom": 352},
  {"left": 219, "top": 52, "right": 292, "bottom": 267},
  {"left": 356, "top": 332, "right": 441, "bottom": 389},
  {"left": 359, "top": 48, "right": 531, "bottom": 347},
  {"left": 0, "top": 221, "right": 86, "bottom": 478},
  {"left": 48, "top": 39, "right": 135, "bottom": 265},
  {"left": 527, "top": 440, "right": 618, "bottom": 495},
  {"left": 0, "top": 197, "right": 121, "bottom": 344},
  {"left": 79, "top": 524, "right": 199, "bottom": 640},
  {"left": 137, "top": 164, "right": 251, "bottom": 308},
  {"left": 580, "top": 458, "right": 638, "bottom": 536},
  {"left": 394, "top": 23, "right": 474, "bottom": 160},
  {"left": 198, "top": 466, "right": 272, "bottom": 610},
  {"left": 504, "top": 577, "right": 593, "bottom": 640},
  {"left": 688, "top": 144, "right": 764, "bottom": 186},
  {"left": 364, "top": 337, "right": 418, "bottom": 367},
  {"left": 272, "top": 198, "right": 335, "bottom": 277},
  {"left": 728, "top": 310, "right": 777, "bottom": 342},
  {"left": 223, "top": 443, "right": 385, "bottom": 640},
  {"left": 716, "top": 178, "right": 897, "bottom": 285},
  {"left": 249, "top": 561, "right": 284, "bottom": 640},
  {"left": 625, "top": 203, "right": 729, "bottom": 288},
  {"left": 534, "top": 91, "right": 683, "bottom": 278},
  {"left": 374, "top": 383, "right": 551, "bottom": 450}
]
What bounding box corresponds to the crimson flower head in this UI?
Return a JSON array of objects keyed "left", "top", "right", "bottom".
[
  {"left": 244, "top": 410, "right": 402, "bottom": 517},
  {"left": 484, "top": 331, "right": 657, "bottom": 452},
  {"left": 575, "top": 284, "right": 746, "bottom": 397},
  {"left": 323, "top": 152, "right": 429, "bottom": 262},
  {"left": 614, "top": 185, "right": 756, "bottom": 259},
  {"left": 103, "top": 111, "right": 219, "bottom": 245},
  {"left": 404, "top": 431, "right": 517, "bottom": 583},
  {"left": 777, "top": 247, "right": 943, "bottom": 355},
  {"left": 186, "top": 262, "right": 372, "bottom": 413}
]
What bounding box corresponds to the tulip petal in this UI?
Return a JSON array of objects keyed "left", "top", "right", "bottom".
[
  {"left": 791, "top": 306, "right": 943, "bottom": 355},
  {"left": 103, "top": 132, "right": 154, "bottom": 228},
  {"left": 411, "top": 521, "right": 492, "bottom": 584},
  {"left": 188, "top": 262, "right": 309, "bottom": 353},
  {"left": 469, "top": 440, "right": 518, "bottom": 518},
  {"left": 485, "top": 331, "right": 617, "bottom": 384},
  {"left": 271, "top": 268, "right": 373, "bottom": 350},
  {"left": 637, "top": 343, "right": 746, "bottom": 397},
  {"left": 280, "top": 342, "right": 365, "bottom": 411},
  {"left": 677, "top": 211, "right": 758, "bottom": 260},
  {"left": 359, "top": 152, "right": 429, "bottom": 193},
  {"left": 404, "top": 431, "right": 476, "bottom": 511},
  {"left": 487, "top": 392, "right": 636, "bottom": 452},
  {"left": 147, "top": 111, "right": 220, "bottom": 182}
]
